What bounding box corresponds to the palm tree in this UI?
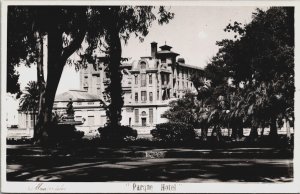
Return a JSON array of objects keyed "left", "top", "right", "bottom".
[{"left": 19, "top": 81, "right": 39, "bottom": 137}]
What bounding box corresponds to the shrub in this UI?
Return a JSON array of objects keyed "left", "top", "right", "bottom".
[
  {"left": 98, "top": 125, "right": 137, "bottom": 142},
  {"left": 151, "top": 122, "right": 196, "bottom": 142},
  {"left": 46, "top": 123, "right": 84, "bottom": 146}
]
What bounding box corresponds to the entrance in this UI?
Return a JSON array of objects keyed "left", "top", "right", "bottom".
[{"left": 142, "top": 118, "right": 147, "bottom": 126}]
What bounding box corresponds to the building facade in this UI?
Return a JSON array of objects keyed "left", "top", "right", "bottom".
[
  {"left": 73, "top": 42, "right": 203, "bottom": 135},
  {"left": 18, "top": 42, "right": 203, "bottom": 136}
]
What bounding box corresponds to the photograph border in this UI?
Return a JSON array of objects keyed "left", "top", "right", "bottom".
[{"left": 1, "top": 0, "right": 300, "bottom": 193}]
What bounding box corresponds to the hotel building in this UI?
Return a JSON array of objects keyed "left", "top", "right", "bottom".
[{"left": 18, "top": 42, "right": 203, "bottom": 136}]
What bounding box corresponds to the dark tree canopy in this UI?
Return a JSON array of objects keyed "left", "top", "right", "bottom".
[
  {"left": 189, "top": 7, "right": 294, "bottom": 141},
  {"left": 7, "top": 6, "right": 174, "bottom": 143}
]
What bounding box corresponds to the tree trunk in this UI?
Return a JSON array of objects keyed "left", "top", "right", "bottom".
[
  {"left": 231, "top": 126, "right": 238, "bottom": 140},
  {"left": 237, "top": 127, "right": 244, "bottom": 139},
  {"left": 34, "top": 32, "right": 46, "bottom": 142},
  {"left": 105, "top": 24, "right": 123, "bottom": 129},
  {"left": 269, "top": 116, "right": 278, "bottom": 138},
  {"left": 201, "top": 127, "right": 208, "bottom": 141},
  {"left": 34, "top": 7, "right": 87, "bottom": 145},
  {"left": 260, "top": 127, "right": 265, "bottom": 136},
  {"left": 35, "top": 26, "right": 65, "bottom": 144},
  {"left": 212, "top": 126, "right": 222, "bottom": 142},
  {"left": 35, "top": 60, "right": 64, "bottom": 144},
  {"left": 249, "top": 127, "right": 258, "bottom": 140}
]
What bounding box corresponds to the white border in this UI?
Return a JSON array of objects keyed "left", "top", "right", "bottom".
[{"left": 1, "top": 1, "right": 300, "bottom": 193}]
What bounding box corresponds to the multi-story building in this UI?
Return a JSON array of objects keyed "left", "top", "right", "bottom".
[
  {"left": 19, "top": 42, "right": 203, "bottom": 136},
  {"left": 15, "top": 42, "right": 295, "bottom": 138},
  {"left": 70, "top": 42, "right": 203, "bottom": 134}
]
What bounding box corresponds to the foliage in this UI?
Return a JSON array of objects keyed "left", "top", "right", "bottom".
[
  {"left": 162, "top": 92, "right": 200, "bottom": 128},
  {"left": 7, "top": 7, "right": 37, "bottom": 94},
  {"left": 46, "top": 124, "right": 84, "bottom": 146},
  {"left": 190, "top": 7, "right": 294, "bottom": 142},
  {"left": 80, "top": 6, "right": 174, "bottom": 127},
  {"left": 8, "top": 6, "right": 174, "bottom": 144},
  {"left": 151, "top": 122, "right": 195, "bottom": 142},
  {"left": 98, "top": 125, "right": 137, "bottom": 142},
  {"left": 19, "top": 81, "right": 39, "bottom": 112},
  {"left": 8, "top": 6, "right": 89, "bottom": 143},
  {"left": 45, "top": 112, "right": 84, "bottom": 146},
  {"left": 222, "top": 7, "right": 294, "bottom": 138}
]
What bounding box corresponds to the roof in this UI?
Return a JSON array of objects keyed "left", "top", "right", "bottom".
[
  {"left": 156, "top": 50, "right": 179, "bottom": 56},
  {"left": 177, "top": 62, "right": 203, "bottom": 71},
  {"left": 121, "top": 63, "right": 132, "bottom": 68},
  {"left": 55, "top": 90, "right": 100, "bottom": 102},
  {"left": 159, "top": 44, "right": 172, "bottom": 51}
]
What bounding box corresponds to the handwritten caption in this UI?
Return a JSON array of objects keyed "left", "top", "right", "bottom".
[{"left": 28, "top": 183, "right": 66, "bottom": 192}]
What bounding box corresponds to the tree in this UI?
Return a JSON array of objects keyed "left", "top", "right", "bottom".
[
  {"left": 223, "top": 7, "right": 294, "bottom": 140},
  {"left": 8, "top": 6, "right": 174, "bottom": 143},
  {"left": 19, "top": 81, "right": 39, "bottom": 137},
  {"left": 190, "top": 7, "right": 294, "bottom": 144},
  {"left": 162, "top": 92, "right": 199, "bottom": 127},
  {"left": 82, "top": 6, "right": 174, "bottom": 135},
  {"left": 8, "top": 6, "right": 88, "bottom": 143}
]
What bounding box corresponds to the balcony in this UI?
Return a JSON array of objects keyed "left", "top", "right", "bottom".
[{"left": 146, "top": 68, "right": 158, "bottom": 73}]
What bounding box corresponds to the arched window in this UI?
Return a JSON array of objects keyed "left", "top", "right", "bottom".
[
  {"left": 141, "top": 61, "right": 146, "bottom": 69},
  {"left": 141, "top": 111, "right": 147, "bottom": 116}
]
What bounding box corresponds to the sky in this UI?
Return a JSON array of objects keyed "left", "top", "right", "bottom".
[{"left": 16, "top": 6, "right": 267, "bottom": 95}]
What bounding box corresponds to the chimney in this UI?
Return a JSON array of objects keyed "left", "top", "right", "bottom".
[{"left": 151, "top": 42, "right": 157, "bottom": 59}]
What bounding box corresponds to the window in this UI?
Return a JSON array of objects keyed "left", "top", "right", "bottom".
[
  {"left": 141, "top": 74, "right": 146, "bottom": 87},
  {"left": 142, "top": 118, "right": 147, "bottom": 126},
  {"left": 149, "top": 108, "right": 153, "bottom": 124},
  {"left": 149, "top": 74, "right": 152, "bottom": 84},
  {"left": 141, "top": 91, "right": 147, "bottom": 102},
  {"left": 161, "top": 75, "right": 165, "bottom": 85},
  {"left": 96, "top": 75, "right": 101, "bottom": 85},
  {"left": 141, "top": 61, "right": 146, "bottom": 69},
  {"left": 157, "top": 90, "right": 159, "bottom": 100},
  {"left": 141, "top": 111, "right": 147, "bottom": 116},
  {"left": 135, "top": 75, "right": 138, "bottom": 85},
  {"left": 135, "top": 92, "right": 138, "bottom": 102},
  {"left": 135, "top": 109, "right": 139, "bottom": 123},
  {"left": 88, "top": 116, "right": 94, "bottom": 126},
  {"left": 149, "top": 92, "right": 153, "bottom": 102}
]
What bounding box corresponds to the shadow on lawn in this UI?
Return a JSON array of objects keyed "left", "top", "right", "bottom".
[{"left": 7, "top": 156, "right": 293, "bottom": 182}]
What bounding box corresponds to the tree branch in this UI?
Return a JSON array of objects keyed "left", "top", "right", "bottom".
[
  {"left": 61, "top": 28, "right": 86, "bottom": 62},
  {"left": 61, "top": 9, "right": 87, "bottom": 62}
]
